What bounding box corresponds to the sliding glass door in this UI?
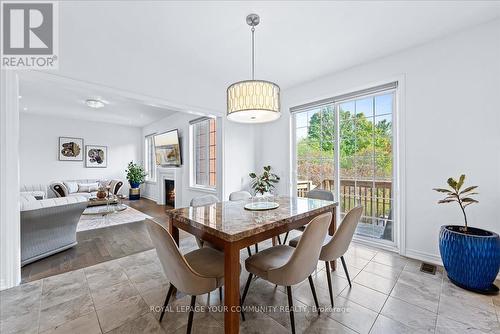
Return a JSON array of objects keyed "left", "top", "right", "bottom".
[{"left": 293, "top": 84, "right": 396, "bottom": 245}]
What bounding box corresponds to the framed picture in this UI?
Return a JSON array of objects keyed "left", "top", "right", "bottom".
[
  {"left": 85, "top": 145, "right": 107, "bottom": 168},
  {"left": 59, "top": 137, "right": 84, "bottom": 161}
]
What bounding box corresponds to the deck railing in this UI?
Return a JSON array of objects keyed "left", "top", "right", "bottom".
[{"left": 297, "top": 178, "right": 392, "bottom": 222}]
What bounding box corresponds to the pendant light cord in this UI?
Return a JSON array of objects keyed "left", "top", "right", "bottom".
[{"left": 251, "top": 26, "right": 255, "bottom": 80}]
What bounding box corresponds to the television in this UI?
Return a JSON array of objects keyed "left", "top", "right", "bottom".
[{"left": 154, "top": 129, "right": 182, "bottom": 166}]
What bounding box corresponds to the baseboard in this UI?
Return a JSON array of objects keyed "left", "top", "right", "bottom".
[
  {"left": 405, "top": 248, "right": 443, "bottom": 267},
  {"left": 141, "top": 194, "right": 158, "bottom": 202}
]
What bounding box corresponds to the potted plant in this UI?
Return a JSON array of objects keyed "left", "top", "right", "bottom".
[
  {"left": 126, "top": 161, "right": 147, "bottom": 189},
  {"left": 249, "top": 166, "right": 280, "bottom": 196},
  {"left": 434, "top": 174, "right": 499, "bottom": 293}
]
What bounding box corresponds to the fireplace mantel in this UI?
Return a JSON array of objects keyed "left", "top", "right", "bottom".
[{"left": 156, "top": 167, "right": 182, "bottom": 208}]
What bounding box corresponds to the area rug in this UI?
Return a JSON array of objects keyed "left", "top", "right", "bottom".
[{"left": 77, "top": 206, "right": 152, "bottom": 232}]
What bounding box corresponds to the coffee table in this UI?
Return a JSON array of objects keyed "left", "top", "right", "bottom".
[{"left": 83, "top": 203, "right": 127, "bottom": 216}]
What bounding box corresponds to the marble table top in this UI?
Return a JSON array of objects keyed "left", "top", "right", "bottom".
[{"left": 167, "top": 196, "right": 338, "bottom": 242}]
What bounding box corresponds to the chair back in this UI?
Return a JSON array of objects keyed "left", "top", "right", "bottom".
[
  {"left": 145, "top": 219, "right": 217, "bottom": 295},
  {"left": 269, "top": 212, "right": 331, "bottom": 286},
  {"left": 320, "top": 206, "right": 363, "bottom": 261},
  {"left": 229, "top": 191, "right": 252, "bottom": 201},
  {"left": 307, "top": 189, "right": 334, "bottom": 201},
  {"left": 190, "top": 195, "right": 219, "bottom": 207}
]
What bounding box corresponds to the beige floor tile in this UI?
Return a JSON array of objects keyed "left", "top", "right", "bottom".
[
  {"left": 41, "top": 270, "right": 89, "bottom": 309},
  {"left": 371, "top": 252, "right": 408, "bottom": 270},
  {"left": 39, "top": 311, "right": 101, "bottom": 334},
  {"left": 438, "top": 294, "right": 498, "bottom": 331},
  {"left": 340, "top": 282, "right": 388, "bottom": 312},
  {"left": 85, "top": 261, "right": 129, "bottom": 291},
  {"left": 363, "top": 261, "right": 403, "bottom": 280},
  {"left": 91, "top": 280, "right": 141, "bottom": 310},
  {"left": 0, "top": 311, "right": 39, "bottom": 334},
  {"left": 353, "top": 271, "right": 396, "bottom": 294},
  {"left": 435, "top": 314, "right": 500, "bottom": 334},
  {"left": 370, "top": 314, "right": 430, "bottom": 334},
  {"left": 107, "top": 312, "right": 165, "bottom": 334},
  {"left": 327, "top": 296, "right": 378, "bottom": 334},
  {"left": 96, "top": 295, "right": 149, "bottom": 333},
  {"left": 39, "top": 293, "right": 94, "bottom": 332},
  {"left": 380, "top": 296, "right": 437, "bottom": 332}
]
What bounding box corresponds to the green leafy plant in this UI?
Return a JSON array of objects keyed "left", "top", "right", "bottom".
[
  {"left": 433, "top": 174, "right": 478, "bottom": 230},
  {"left": 249, "top": 166, "right": 280, "bottom": 196},
  {"left": 125, "top": 161, "right": 148, "bottom": 185}
]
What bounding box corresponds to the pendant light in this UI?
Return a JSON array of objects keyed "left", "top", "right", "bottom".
[{"left": 227, "top": 14, "right": 281, "bottom": 123}]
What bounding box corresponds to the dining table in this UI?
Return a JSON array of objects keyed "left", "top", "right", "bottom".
[{"left": 166, "top": 195, "right": 338, "bottom": 334}]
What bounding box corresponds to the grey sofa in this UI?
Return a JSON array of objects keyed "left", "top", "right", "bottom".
[
  {"left": 49, "top": 179, "right": 123, "bottom": 199},
  {"left": 20, "top": 184, "right": 49, "bottom": 199},
  {"left": 20, "top": 194, "right": 88, "bottom": 266}
]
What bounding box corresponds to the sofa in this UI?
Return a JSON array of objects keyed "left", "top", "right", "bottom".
[
  {"left": 20, "top": 184, "right": 49, "bottom": 200},
  {"left": 20, "top": 194, "right": 88, "bottom": 266},
  {"left": 49, "top": 179, "right": 123, "bottom": 199}
]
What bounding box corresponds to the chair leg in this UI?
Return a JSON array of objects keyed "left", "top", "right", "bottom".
[
  {"left": 325, "top": 261, "right": 334, "bottom": 307},
  {"left": 286, "top": 286, "right": 296, "bottom": 334},
  {"left": 241, "top": 273, "right": 253, "bottom": 306},
  {"left": 186, "top": 295, "right": 196, "bottom": 334},
  {"left": 247, "top": 246, "right": 252, "bottom": 257},
  {"left": 340, "top": 256, "right": 352, "bottom": 287},
  {"left": 255, "top": 243, "right": 258, "bottom": 253},
  {"left": 159, "top": 283, "right": 174, "bottom": 322},
  {"left": 283, "top": 231, "right": 289, "bottom": 244},
  {"left": 308, "top": 275, "right": 320, "bottom": 315},
  {"left": 219, "top": 286, "right": 223, "bottom": 302},
  {"left": 240, "top": 294, "right": 245, "bottom": 322},
  {"left": 277, "top": 235, "right": 282, "bottom": 245}
]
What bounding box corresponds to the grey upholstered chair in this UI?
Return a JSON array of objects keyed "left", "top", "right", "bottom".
[
  {"left": 228, "top": 191, "right": 257, "bottom": 257},
  {"left": 146, "top": 219, "right": 227, "bottom": 333},
  {"left": 228, "top": 190, "right": 252, "bottom": 201},
  {"left": 281, "top": 189, "right": 334, "bottom": 244},
  {"left": 289, "top": 206, "right": 363, "bottom": 307},
  {"left": 241, "top": 212, "right": 332, "bottom": 334}
]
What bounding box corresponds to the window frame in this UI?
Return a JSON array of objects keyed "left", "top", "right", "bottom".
[
  {"left": 144, "top": 134, "right": 157, "bottom": 183},
  {"left": 291, "top": 80, "right": 403, "bottom": 253},
  {"left": 189, "top": 117, "right": 217, "bottom": 192}
]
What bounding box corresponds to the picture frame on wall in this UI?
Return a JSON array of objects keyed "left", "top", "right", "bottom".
[
  {"left": 58, "top": 137, "right": 84, "bottom": 161},
  {"left": 85, "top": 145, "right": 108, "bottom": 168}
]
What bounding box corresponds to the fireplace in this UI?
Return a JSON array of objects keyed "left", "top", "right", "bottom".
[{"left": 165, "top": 179, "right": 175, "bottom": 207}]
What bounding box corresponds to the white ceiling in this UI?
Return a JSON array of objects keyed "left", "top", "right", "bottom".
[
  {"left": 22, "top": 1, "right": 500, "bottom": 123},
  {"left": 19, "top": 75, "right": 178, "bottom": 127}
]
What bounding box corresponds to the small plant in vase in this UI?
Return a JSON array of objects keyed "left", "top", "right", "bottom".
[
  {"left": 126, "top": 161, "right": 147, "bottom": 189},
  {"left": 249, "top": 166, "right": 280, "bottom": 196},
  {"left": 433, "top": 174, "right": 499, "bottom": 294}
]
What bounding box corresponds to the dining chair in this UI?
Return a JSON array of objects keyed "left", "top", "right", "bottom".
[
  {"left": 190, "top": 195, "right": 219, "bottom": 248},
  {"left": 228, "top": 190, "right": 252, "bottom": 201},
  {"left": 228, "top": 191, "right": 258, "bottom": 257},
  {"left": 289, "top": 206, "right": 363, "bottom": 307},
  {"left": 145, "top": 219, "right": 226, "bottom": 334},
  {"left": 241, "top": 212, "right": 332, "bottom": 334},
  {"left": 281, "top": 189, "right": 334, "bottom": 244}
]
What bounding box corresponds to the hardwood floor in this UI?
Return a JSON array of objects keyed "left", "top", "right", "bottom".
[{"left": 21, "top": 198, "right": 177, "bottom": 283}]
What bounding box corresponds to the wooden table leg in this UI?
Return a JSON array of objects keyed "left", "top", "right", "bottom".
[
  {"left": 168, "top": 217, "right": 179, "bottom": 246},
  {"left": 329, "top": 207, "right": 337, "bottom": 271},
  {"left": 224, "top": 243, "right": 240, "bottom": 334}
]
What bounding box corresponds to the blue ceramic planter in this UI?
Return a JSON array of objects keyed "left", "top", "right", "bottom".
[
  {"left": 439, "top": 225, "right": 500, "bottom": 293},
  {"left": 129, "top": 181, "right": 141, "bottom": 189}
]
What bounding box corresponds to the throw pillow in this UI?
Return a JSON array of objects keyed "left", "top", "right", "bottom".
[
  {"left": 64, "top": 181, "right": 79, "bottom": 194},
  {"left": 77, "top": 182, "right": 99, "bottom": 193}
]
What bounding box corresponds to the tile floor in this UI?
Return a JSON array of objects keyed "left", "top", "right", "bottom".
[{"left": 1, "top": 235, "right": 499, "bottom": 334}]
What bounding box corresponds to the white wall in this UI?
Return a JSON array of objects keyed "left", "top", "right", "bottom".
[
  {"left": 19, "top": 113, "right": 142, "bottom": 194},
  {"left": 255, "top": 19, "right": 500, "bottom": 263}
]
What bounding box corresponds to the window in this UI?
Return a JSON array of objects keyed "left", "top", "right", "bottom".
[
  {"left": 144, "top": 134, "right": 156, "bottom": 182},
  {"left": 191, "top": 118, "right": 217, "bottom": 189},
  {"left": 292, "top": 83, "right": 397, "bottom": 245}
]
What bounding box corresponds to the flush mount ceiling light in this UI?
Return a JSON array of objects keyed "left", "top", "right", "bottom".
[
  {"left": 85, "top": 98, "right": 106, "bottom": 109},
  {"left": 227, "top": 14, "right": 280, "bottom": 124}
]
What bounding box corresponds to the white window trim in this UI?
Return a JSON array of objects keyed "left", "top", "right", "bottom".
[
  {"left": 144, "top": 134, "right": 157, "bottom": 183},
  {"left": 290, "top": 76, "right": 406, "bottom": 255}
]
